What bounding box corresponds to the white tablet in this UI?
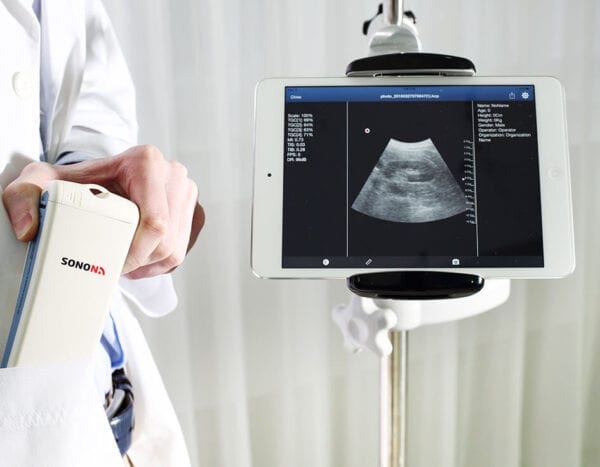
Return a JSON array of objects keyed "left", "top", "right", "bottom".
[{"left": 252, "top": 76, "right": 574, "bottom": 279}]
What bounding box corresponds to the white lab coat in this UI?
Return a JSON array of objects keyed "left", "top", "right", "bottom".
[{"left": 0, "top": 0, "right": 190, "bottom": 465}]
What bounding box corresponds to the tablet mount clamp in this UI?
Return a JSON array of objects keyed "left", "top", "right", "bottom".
[{"left": 331, "top": 2, "right": 511, "bottom": 466}]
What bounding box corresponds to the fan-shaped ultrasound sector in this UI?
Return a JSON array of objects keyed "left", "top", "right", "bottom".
[{"left": 352, "top": 138, "right": 467, "bottom": 223}]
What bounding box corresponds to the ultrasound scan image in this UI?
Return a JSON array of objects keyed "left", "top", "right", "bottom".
[{"left": 352, "top": 138, "right": 467, "bottom": 223}]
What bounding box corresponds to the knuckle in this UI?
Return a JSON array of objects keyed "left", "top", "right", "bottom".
[
  {"left": 170, "top": 161, "right": 189, "bottom": 179},
  {"left": 137, "top": 144, "right": 165, "bottom": 165},
  {"left": 20, "top": 161, "right": 49, "bottom": 176},
  {"left": 141, "top": 212, "right": 168, "bottom": 237},
  {"left": 11, "top": 162, "right": 56, "bottom": 187}
]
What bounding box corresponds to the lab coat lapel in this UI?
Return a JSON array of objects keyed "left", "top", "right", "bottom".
[
  {"left": 39, "top": 0, "right": 85, "bottom": 162},
  {"left": 0, "top": 0, "right": 41, "bottom": 177},
  {"left": 0, "top": 0, "right": 39, "bottom": 41}
]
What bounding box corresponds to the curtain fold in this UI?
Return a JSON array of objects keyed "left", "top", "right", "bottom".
[{"left": 103, "top": 1, "right": 600, "bottom": 466}]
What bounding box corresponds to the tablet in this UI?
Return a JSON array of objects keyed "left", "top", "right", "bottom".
[{"left": 252, "top": 76, "right": 574, "bottom": 279}]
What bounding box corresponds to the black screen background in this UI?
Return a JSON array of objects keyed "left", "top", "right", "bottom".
[
  {"left": 282, "top": 103, "right": 347, "bottom": 257},
  {"left": 475, "top": 101, "right": 542, "bottom": 257}
]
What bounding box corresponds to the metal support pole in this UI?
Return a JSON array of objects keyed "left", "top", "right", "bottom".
[
  {"left": 383, "top": 0, "right": 404, "bottom": 26},
  {"left": 380, "top": 330, "right": 408, "bottom": 467}
]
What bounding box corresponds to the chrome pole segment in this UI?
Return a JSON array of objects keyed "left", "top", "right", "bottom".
[
  {"left": 383, "top": 0, "right": 404, "bottom": 26},
  {"left": 380, "top": 330, "right": 408, "bottom": 467}
]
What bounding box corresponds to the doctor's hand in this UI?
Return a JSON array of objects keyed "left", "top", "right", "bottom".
[{"left": 1, "top": 145, "right": 205, "bottom": 279}]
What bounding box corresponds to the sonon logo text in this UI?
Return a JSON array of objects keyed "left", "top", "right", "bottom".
[{"left": 61, "top": 257, "right": 106, "bottom": 276}]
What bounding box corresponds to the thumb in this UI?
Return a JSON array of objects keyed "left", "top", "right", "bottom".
[
  {"left": 2, "top": 182, "right": 42, "bottom": 242},
  {"left": 2, "top": 161, "right": 61, "bottom": 242}
]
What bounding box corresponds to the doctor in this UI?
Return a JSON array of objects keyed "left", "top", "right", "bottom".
[{"left": 0, "top": 0, "right": 203, "bottom": 465}]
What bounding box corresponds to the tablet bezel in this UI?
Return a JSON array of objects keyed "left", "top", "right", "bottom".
[{"left": 252, "top": 76, "right": 574, "bottom": 279}]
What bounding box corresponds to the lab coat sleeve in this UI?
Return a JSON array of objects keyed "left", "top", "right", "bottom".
[
  {"left": 46, "top": 0, "right": 179, "bottom": 319},
  {"left": 119, "top": 297, "right": 192, "bottom": 467},
  {"left": 47, "top": 0, "right": 138, "bottom": 162}
]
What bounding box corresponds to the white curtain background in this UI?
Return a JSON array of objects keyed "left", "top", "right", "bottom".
[{"left": 103, "top": 1, "right": 600, "bottom": 466}]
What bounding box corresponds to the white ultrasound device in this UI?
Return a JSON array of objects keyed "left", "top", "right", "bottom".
[
  {"left": 252, "top": 76, "right": 575, "bottom": 279},
  {"left": 1, "top": 181, "right": 139, "bottom": 368}
]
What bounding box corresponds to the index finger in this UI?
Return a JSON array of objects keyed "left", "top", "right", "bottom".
[{"left": 121, "top": 165, "right": 170, "bottom": 274}]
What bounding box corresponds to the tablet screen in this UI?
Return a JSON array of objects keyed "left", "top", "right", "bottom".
[{"left": 282, "top": 85, "right": 543, "bottom": 269}]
